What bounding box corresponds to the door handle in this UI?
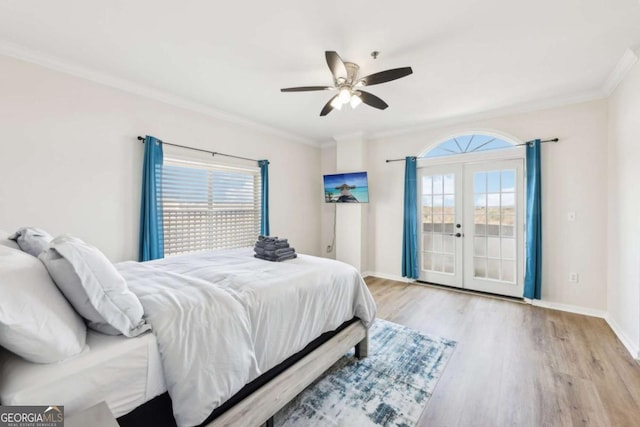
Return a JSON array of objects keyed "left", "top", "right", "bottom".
[{"left": 448, "top": 233, "right": 464, "bottom": 237}]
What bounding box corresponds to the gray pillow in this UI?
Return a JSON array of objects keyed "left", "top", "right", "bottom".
[
  {"left": 9, "top": 227, "right": 52, "bottom": 257},
  {"left": 39, "top": 235, "right": 150, "bottom": 337},
  {"left": 0, "top": 229, "right": 20, "bottom": 251},
  {"left": 0, "top": 245, "right": 86, "bottom": 363}
]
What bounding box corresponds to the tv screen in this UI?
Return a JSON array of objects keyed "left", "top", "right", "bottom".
[{"left": 323, "top": 172, "right": 369, "bottom": 203}]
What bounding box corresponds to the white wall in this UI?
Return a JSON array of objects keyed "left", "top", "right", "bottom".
[
  {"left": 607, "top": 60, "right": 640, "bottom": 356},
  {"left": 364, "top": 100, "right": 609, "bottom": 312},
  {"left": 0, "top": 56, "right": 321, "bottom": 262}
]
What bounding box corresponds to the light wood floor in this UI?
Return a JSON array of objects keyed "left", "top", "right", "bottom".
[{"left": 365, "top": 277, "right": 640, "bottom": 427}]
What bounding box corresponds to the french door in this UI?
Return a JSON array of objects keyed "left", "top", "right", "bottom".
[{"left": 418, "top": 158, "right": 524, "bottom": 297}]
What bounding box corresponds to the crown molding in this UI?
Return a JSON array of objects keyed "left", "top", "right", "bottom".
[
  {"left": 332, "top": 131, "right": 365, "bottom": 144},
  {"left": 368, "top": 89, "right": 606, "bottom": 140},
  {"left": 319, "top": 139, "right": 337, "bottom": 149},
  {"left": 602, "top": 47, "right": 639, "bottom": 96},
  {"left": 0, "top": 41, "right": 319, "bottom": 148}
]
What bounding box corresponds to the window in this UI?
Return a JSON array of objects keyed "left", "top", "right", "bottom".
[
  {"left": 161, "top": 156, "right": 261, "bottom": 256},
  {"left": 424, "top": 134, "right": 513, "bottom": 158}
]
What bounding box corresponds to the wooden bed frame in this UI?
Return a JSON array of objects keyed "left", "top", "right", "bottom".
[{"left": 207, "top": 321, "right": 369, "bottom": 427}]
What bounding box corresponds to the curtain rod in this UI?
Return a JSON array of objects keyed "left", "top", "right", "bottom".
[
  {"left": 137, "top": 136, "right": 264, "bottom": 163},
  {"left": 385, "top": 138, "right": 559, "bottom": 163}
]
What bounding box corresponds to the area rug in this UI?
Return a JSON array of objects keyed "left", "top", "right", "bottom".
[{"left": 274, "top": 319, "right": 457, "bottom": 427}]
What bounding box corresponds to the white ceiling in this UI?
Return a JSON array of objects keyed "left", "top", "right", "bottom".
[{"left": 1, "top": 0, "right": 639, "bottom": 143}]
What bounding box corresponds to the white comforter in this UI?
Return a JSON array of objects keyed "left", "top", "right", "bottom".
[{"left": 116, "top": 248, "right": 376, "bottom": 427}]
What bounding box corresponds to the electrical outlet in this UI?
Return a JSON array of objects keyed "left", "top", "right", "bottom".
[{"left": 569, "top": 272, "right": 579, "bottom": 283}]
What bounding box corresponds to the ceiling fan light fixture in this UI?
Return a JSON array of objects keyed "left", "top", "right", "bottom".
[
  {"left": 330, "top": 97, "right": 343, "bottom": 110},
  {"left": 338, "top": 88, "right": 351, "bottom": 104},
  {"left": 350, "top": 93, "right": 362, "bottom": 109}
]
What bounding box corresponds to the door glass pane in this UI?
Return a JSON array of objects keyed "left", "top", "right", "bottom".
[
  {"left": 423, "top": 233, "right": 433, "bottom": 251},
  {"left": 474, "top": 257, "right": 487, "bottom": 277},
  {"left": 444, "top": 222, "right": 454, "bottom": 234},
  {"left": 501, "top": 170, "right": 515, "bottom": 191},
  {"left": 423, "top": 253, "right": 432, "bottom": 270},
  {"left": 501, "top": 221, "right": 514, "bottom": 237},
  {"left": 422, "top": 176, "right": 433, "bottom": 194},
  {"left": 443, "top": 255, "right": 454, "bottom": 273},
  {"left": 474, "top": 237, "right": 486, "bottom": 256},
  {"left": 501, "top": 238, "right": 515, "bottom": 260},
  {"left": 474, "top": 172, "right": 486, "bottom": 193},
  {"left": 433, "top": 254, "right": 443, "bottom": 272},
  {"left": 488, "top": 259, "right": 500, "bottom": 280},
  {"left": 443, "top": 174, "right": 454, "bottom": 193},
  {"left": 487, "top": 237, "right": 500, "bottom": 258},
  {"left": 433, "top": 176, "right": 443, "bottom": 194},
  {"left": 443, "top": 235, "right": 454, "bottom": 254},
  {"left": 501, "top": 193, "right": 515, "bottom": 208},
  {"left": 487, "top": 171, "right": 500, "bottom": 192},
  {"left": 433, "top": 195, "right": 443, "bottom": 214},
  {"left": 501, "top": 260, "right": 515, "bottom": 283},
  {"left": 432, "top": 234, "right": 443, "bottom": 252}
]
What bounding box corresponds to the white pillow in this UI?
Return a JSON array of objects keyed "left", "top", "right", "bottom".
[
  {"left": 0, "top": 245, "right": 86, "bottom": 363},
  {"left": 9, "top": 227, "right": 52, "bottom": 257},
  {"left": 39, "top": 235, "right": 151, "bottom": 337},
  {"left": 0, "top": 229, "right": 20, "bottom": 251}
]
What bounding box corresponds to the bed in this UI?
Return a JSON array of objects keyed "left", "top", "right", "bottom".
[
  {"left": 0, "top": 330, "right": 166, "bottom": 417},
  {"left": 0, "top": 245, "right": 376, "bottom": 427}
]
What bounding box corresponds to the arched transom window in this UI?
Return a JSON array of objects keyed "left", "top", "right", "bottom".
[{"left": 424, "top": 134, "right": 514, "bottom": 158}]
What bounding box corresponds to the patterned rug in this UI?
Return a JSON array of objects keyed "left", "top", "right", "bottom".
[{"left": 274, "top": 319, "right": 457, "bottom": 427}]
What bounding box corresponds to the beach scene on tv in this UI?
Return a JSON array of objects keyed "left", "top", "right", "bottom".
[{"left": 323, "top": 172, "right": 369, "bottom": 203}]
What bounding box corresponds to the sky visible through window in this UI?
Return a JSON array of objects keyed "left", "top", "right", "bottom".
[{"left": 424, "top": 134, "right": 513, "bottom": 158}]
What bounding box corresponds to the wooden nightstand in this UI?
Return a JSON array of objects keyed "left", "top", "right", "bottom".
[{"left": 65, "top": 402, "right": 118, "bottom": 427}]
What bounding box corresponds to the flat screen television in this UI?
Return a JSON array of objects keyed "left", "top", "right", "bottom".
[{"left": 323, "top": 171, "right": 369, "bottom": 203}]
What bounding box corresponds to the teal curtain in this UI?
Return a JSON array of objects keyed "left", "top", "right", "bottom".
[
  {"left": 259, "top": 160, "right": 270, "bottom": 236},
  {"left": 524, "top": 139, "right": 542, "bottom": 299},
  {"left": 402, "top": 156, "right": 419, "bottom": 279},
  {"left": 138, "top": 135, "right": 164, "bottom": 261}
]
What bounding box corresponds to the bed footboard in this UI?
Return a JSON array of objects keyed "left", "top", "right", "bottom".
[{"left": 207, "top": 321, "right": 367, "bottom": 427}]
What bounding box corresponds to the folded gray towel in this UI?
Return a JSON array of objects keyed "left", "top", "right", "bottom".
[
  {"left": 274, "top": 247, "right": 295, "bottom": 256},
  {"left": 254, "top": 247, "right": 265, "bottom": 255},
  {"left": 276, "top": 253, "right": 297, "bottom": 262}
]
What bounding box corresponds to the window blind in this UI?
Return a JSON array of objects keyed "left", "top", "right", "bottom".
[{"left": 161, "top": 157, "right": 261, "bottom": 256}]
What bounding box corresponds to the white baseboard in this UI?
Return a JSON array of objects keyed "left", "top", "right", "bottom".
[
  {"left": 529, "top": 299, "right": 607, "bottom": 319},
  {"left": 364, "top": 271, "right": 412, "bottom": 283},
  {"left": 605, "top": 315, "right": 640, "bottom": 360}
]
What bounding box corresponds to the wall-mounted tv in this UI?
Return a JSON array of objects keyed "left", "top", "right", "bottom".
[{"left": 323, "top": 171, "right": 369, "bottom": 203}]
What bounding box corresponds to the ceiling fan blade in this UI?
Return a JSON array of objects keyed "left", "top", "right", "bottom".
[
  {"left": 320, "top": 95, "right": 339, "bottom": 116},
  {"left": 280, "top": 86, "right": 332, "bottom": 92},
  {"left": 358, "top": 91, "right": 389, "bottom": 110},
  {"left": 325, "top": 51, "right": 347, "bottom": 80},
  {"left": 359, "top": 67, "right": 413, "bottom": 86}
]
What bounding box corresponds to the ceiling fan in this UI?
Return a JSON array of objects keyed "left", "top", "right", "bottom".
[{"left": 280, "top": 51, "right": 413, "bottom": 116}]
